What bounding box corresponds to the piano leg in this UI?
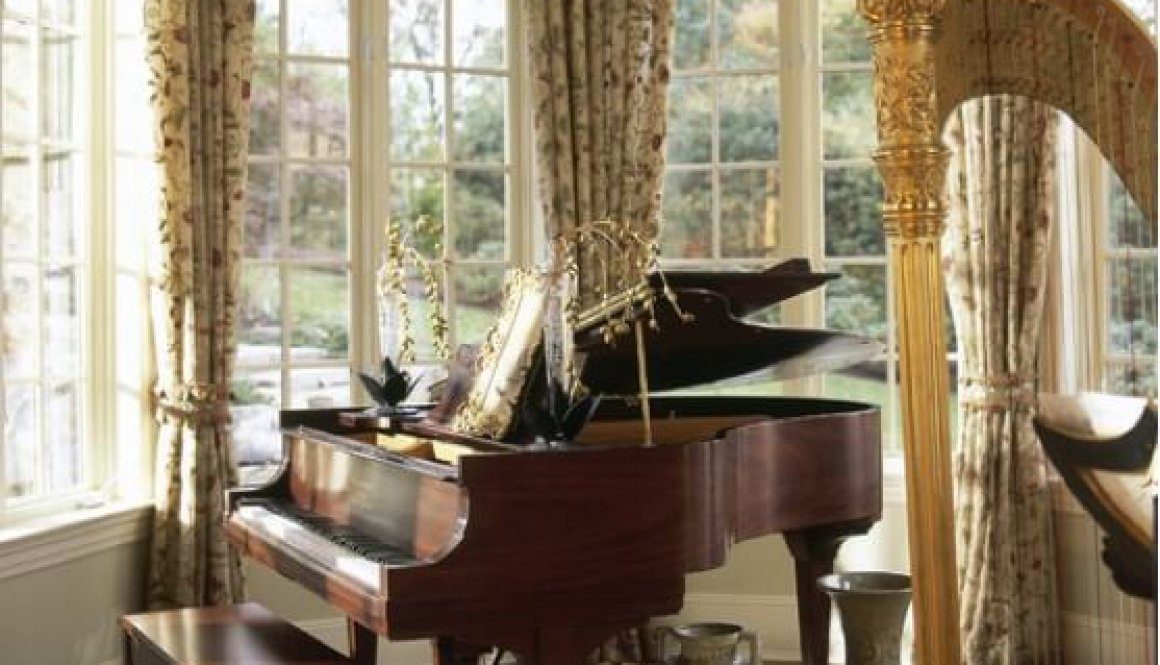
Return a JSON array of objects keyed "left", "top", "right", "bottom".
[
  {"left": 346, "top": 618, "right": 378, "bottom": 665},
  {"left": 433, "top": 637, "right": 490, "bottom": 664},
  {"left": 784, "top": 522, "right": 870, "bottom": 665}
]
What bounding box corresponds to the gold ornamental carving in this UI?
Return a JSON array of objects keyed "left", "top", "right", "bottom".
[
  {"left": 857, "top": 0, "right": 946, "bottom": 24},
  {"left": 858, "top": 1, "right": 961, "bottom": 663}
]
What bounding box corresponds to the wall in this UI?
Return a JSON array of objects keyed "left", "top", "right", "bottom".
[{"left": 0, "top": 540, "right": 148, "bottom": 665}]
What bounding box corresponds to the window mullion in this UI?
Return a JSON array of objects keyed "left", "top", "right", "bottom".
[{"left": 32, "top": 5, "right": 47, "bottom": 498}]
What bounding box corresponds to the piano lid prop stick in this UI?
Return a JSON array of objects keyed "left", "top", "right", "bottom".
[{"left": 634, "top": 319, "right": 653, "bottom": 446}]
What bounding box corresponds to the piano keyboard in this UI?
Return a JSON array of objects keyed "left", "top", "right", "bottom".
[{"left": 234, "top": 499, "right": 419, "bottom": 593}]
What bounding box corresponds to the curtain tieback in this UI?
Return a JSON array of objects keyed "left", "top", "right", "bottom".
[
  {"left": 959, "top": 373, "right": 1037, "bottom": 411},
  {"left": 155, "top": 383, "right": 232, "bottom": 425}
]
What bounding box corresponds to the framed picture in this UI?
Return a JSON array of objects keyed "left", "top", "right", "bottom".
[{"left": 450, "top": 268, "right": 548, "bottom": 439}]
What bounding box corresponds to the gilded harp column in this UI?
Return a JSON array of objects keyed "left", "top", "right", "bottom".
[{"left": 856, "top": 2, "right": 960, "bottom": 663}]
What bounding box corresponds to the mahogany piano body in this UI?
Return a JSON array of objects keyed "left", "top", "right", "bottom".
[{"left": 226, "top": 261, "right": 883, "bottom": 664}]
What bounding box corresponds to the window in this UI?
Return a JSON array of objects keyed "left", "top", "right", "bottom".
[
  {"left": 1, "top": 0, "right": 150, "bottom": 518},
  {"left": 660, "top": 0, "right": 909, "bottom": 452},
  {"left": 1099, "top": 0, "right": 1156, "bottom": 396},
  {"left": 2, "top": 1, "right": 90, "bottom": 510},
  {"left": 234, "top": 0, "right": 530, "bottom": 466},
  {"left": 1101, "top": 169, "right": 1157, "bottom": 395}
]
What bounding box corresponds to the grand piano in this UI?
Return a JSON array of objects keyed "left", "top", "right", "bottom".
[{"left": 226, "top": 260, "right": 884, "bottom": 665}]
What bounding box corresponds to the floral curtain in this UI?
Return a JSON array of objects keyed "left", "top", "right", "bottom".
[
  {"left": 528, "top": 0, "right": 674, "bottom": 307},
  {"left": 943, "top": 95, "right": 1061, "bottom": 663},
  {"left": 144, "top": 0, "right": 255, "bottom": 608}
]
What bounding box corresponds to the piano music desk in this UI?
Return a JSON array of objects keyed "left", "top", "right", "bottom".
[{"left": 119, "top": 602, "right": 353, "bottom": 665}]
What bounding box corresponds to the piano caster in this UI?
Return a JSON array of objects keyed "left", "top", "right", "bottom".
[
  {"left": 784, "top": 519, "right": 876, "bottom": 665},
  {"left": 347, "top": 619, "right": 378, "bottom": 665}
]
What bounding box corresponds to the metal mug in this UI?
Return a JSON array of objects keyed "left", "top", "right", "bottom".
[{"left": 657, "top": 622, "right": 759, "bottom": 665}]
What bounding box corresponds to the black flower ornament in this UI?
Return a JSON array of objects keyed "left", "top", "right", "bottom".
[{"left": 358, "top": 356, "right": 420, "bottom": 412}]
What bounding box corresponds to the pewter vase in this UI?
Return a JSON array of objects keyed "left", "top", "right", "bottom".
[
  {"left": 818, "top": 572, "right": 912, "bottom": 665},
  {"left": 657, "top": 622, "right": 758, "bottom": 665}
]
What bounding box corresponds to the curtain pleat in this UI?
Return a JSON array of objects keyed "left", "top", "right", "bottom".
[
  {"left": 143, "top": 0, "right": 255, "bottom": 609},
  {"left": 944, "top": 95, "right": 1062, "bottom": 664},
  {"left": 528, "top": 0, "right": 673, "bottom": 307}
]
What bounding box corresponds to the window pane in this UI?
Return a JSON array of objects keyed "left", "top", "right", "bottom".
[
  {"left": 44, "top": 380, "right": 80, "bottom": 491},
  {"left": 452, "top": 169, "right": 505, "bottom": 260},
  {"left": 453, "top": 0, "right": 504, "bottom": 67},
  {"left": 719, "top": 75, "right": 777, "bottom": 161},
  {"left": 823, "top": 71, "right": 875, "bottom": 159},
  {"left": 5, "top": 0, "right": 36, "bottom": 17},
  {"left": 452, "top": 75, "right": 505, "bottom": 163},
  {"left": 720, "top": 167, "right": 779, "bottom": 258},
  {"left": 249, "top": 59, "right": 281, "bottom": 155},
  {"left": 41, "top": 0, "right": 76, "bottom": 25},
  {"left": 2, "top": 264, "right": 35, "bottom": 379},
  {"left": 1107, "top": 167, "right": 1155, "bottom": 249},
  {"left": 822, "top": 0, "right": 872, "bottom": 63},
  {"left": 290, "top": 366, "right": 350, "bottom": 408},
  {"left": 245, "top": 163, "right": 280, "bottom": 259},
  {"left": 43, "top": 265, "right": 81, "bottom": 378},
  {"left": 390, "top": 69, "right": 445, "bottom": 162},
  {"left": 5, "top": 385, "right": 37, "bottom": 498},
  {"left": 41, "top": 31, "right": 79, "bottom": 144},
  {"left": 2, "top": 160, "right": 34, "bottom": 258},
  {"left": 824, "top": 165, "right": 884, "bottom": 256},
  {"left": 824, "top": 359, "right": 893, "bottom": 452},
  {"left": 1107, "top": 256, "right": 1158, "bottom": 355},
  {"left": 287, "top": 62, "right": 348, "bottom": 158},
  {"left": 114, "top": 273, "right": 144, "bottom": 386},
  {"left": 43, "top": 152, "right": 80, "bottom": 259},
  {"left": 673, "top": 0, "right": 710, "bottom": 70},
  {"left": 825, "top": 263, "right": 887, "bottom": 342},
  {"left": 254, "top": 0, "right": 280, "bottom": 54},
  {"left": 290, "top": 165, "right": 348, "bottom": 262},
  {"left": 115, "top": 37, "right": 153, "bottom": 154},
  {"left": 666, "top": 77, "right": 712, "bottom": 164},
  {"left": 1105, "top": 360, "right": 1157, "bottom": 396},
  {"left": 389, "top": 168, "right": 444, "bottom": 258},
  {"left": 2, "top": 24, "right": 35, "bottom": 150},
  {"left": 390, "top": 0, "right": 444, "bottom": 65},
  {"left": 114, "top": 158, "right": 158, "bottom": 269},
  {"left": 238, "top": 265, "right": 282, "bottom": 366},
  {"left": 287, "top": 0, "right": 348, "bottom": 57},
  {"left": 717, "top": 0, "right": 778, "bottom": 69},
  {"left": 454, "top": 265, "right": 504, "bottom": 346},
  {"left": 231, "top": 369, "right": 282, "bottom": 471},
  {"left": 289, "top": 266, "right": 349, "bottom": 361},
  {"left": 660, "top": 170, "right": 711, "bottom": 259}
]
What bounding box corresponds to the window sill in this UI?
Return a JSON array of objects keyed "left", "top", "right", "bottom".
[{"left": 0, "top": 501, "right": 153, "bottom": 581}]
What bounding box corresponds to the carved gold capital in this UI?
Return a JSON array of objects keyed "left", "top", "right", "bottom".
[
  {"left": 857, "top": 0, "right": 946, "bottom": 25},
  {"left": 869, "top": 27, "right": 939, "bottom": 148},
  {"left": 875, "top": 146, "right": 948, "bottom": 238}
]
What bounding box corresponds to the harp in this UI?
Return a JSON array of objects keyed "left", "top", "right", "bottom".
[{"left": 857, "top": 0, "right": 1156, "bottom": 662}]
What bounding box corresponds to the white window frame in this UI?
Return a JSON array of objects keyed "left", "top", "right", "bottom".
[
  {"left": 236, "top": 0, "right": 534, "bottom": 419},
  {"left": 0, "top": 0, "right": 137, "bottom": 525}
]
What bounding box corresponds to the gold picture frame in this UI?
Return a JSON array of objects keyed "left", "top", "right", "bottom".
[{"left": 450, "top": 268, "right": 548, "bottom": 439}]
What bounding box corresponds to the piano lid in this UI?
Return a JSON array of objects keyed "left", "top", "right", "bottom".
[{"left": 574, "top": 260, "right": 883, "bottom": 394}]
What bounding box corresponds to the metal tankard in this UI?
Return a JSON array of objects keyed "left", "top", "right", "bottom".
[{"left": 656, "top": 622, "right": 759, "bottom": 665}]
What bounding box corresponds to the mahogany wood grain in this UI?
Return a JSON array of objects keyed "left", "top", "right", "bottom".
[
  {"left": 227, "top": 394, "right": 882, "bottom": 664},
  {"left": 120, "top": 603, "right": 352, "bottom": 664}
]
